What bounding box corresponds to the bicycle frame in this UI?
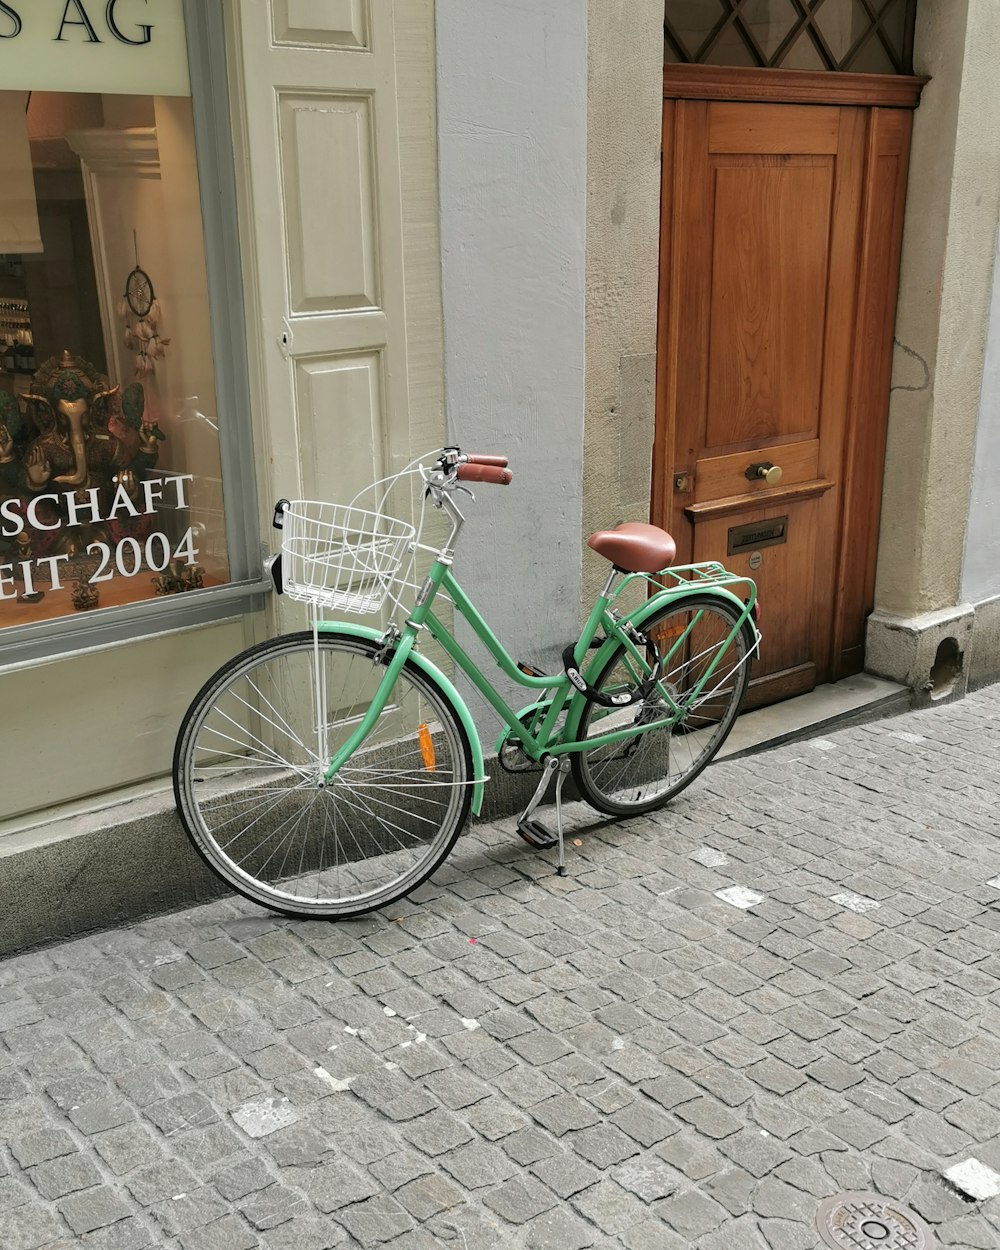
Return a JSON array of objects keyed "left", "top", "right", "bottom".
[
  {"left": 176, "top": 456, "right": 763, "bottom": 919},
  {"left": 319, "top": 524, "right": 759, "bottom": 784}
]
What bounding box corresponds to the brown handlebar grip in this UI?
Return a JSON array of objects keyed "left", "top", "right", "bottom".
[
  {"left": 456, "top": 463, "right": 513, "bottom": 485},
  {"left": 465, "top": 454, "right": 509, "bottom": 468}
]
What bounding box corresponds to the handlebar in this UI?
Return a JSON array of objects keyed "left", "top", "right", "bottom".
[
  {"left": 457, "top": 462, "right": 513, "bottom": 486},
  {"left": 465, "top": 454, "right": 509, "bottom": 468},
  {"left": 433, "top": 447, "right": 514, "bottom": 488}
]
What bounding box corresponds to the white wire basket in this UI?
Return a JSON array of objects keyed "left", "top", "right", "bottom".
[{"left": 280, "top": 500, "right": 416, "bottom": 614}]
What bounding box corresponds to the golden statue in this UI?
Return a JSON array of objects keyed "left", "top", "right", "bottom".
[{"left": 3, "top": 350, "right": 163, "bottom": 560}]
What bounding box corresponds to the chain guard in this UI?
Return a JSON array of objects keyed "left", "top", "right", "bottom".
[
  {"left": 498, "top": 737, "right": 545, "bottom": 774},
  {"left": 497, "top": 708, "right": 547, "bottom": 773}
]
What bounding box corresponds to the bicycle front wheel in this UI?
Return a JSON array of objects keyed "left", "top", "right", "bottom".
[
  {"left": 173, "top": 632, "right": 473, "bottom": 918},
  {"left": 571, "top": 594, "right": 755, "bottom": 816}
]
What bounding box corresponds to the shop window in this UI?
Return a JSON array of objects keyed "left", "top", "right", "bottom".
[
  {"left": 0, "top": 1, "right": 258, "bottom": 661},
  {"left": 664, "top": 0, "right": 917, "bottom": 74}
]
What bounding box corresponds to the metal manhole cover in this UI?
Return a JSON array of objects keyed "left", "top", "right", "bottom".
[{"left": 816, "top": 1192, "right": 933, "bottom": 1250}]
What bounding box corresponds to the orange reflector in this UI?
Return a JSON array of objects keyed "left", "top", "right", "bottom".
[
  {"left": 418, "top": 723, "right": 436, "bottom": 772},
  {"left": 654, "top": 621, "right": 686, "bottom": 644}
]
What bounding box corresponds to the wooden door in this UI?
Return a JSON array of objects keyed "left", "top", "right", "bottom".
[{"left": 654, "top": 93, "right": 913, "bottom": 708}]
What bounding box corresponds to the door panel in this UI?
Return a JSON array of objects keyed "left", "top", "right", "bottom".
[
  {"left": 694, "top": 496, "right": 820, "bottom": 701},
  {"left": 657, "top": 99, "right": 867, "bottom": 707},
  {"left": 706, "top": 161, "right": 832, "bottom": 449},
  {"left": 708, "top": 102, "right": 840, "bottom": 154},
  {"left": 232, "top": 1, "right": 412, "bottom": 637},
  {"left": 694, "top": 439, "right": 819, "bottom": 503}
]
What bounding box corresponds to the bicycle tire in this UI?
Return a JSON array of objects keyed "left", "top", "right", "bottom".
[
  {"left": 571, "top": 594, "right": 755, "bottom": 816},
  {"left": 173, "top": 631, "right": 473, "bottom": 919}
]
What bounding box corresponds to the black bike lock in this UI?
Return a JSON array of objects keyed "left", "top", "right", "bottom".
[{"left": 561, "top": 640, "right": 663, "bottom": 709}]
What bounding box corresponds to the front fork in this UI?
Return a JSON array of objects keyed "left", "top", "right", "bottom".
[{"left": 317, "top": 493, "right": 466, "bottom": 784}]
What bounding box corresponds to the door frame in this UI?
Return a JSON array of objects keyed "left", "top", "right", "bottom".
[{"left": 653, "top": 64, "right": 925, "bottom": 687}]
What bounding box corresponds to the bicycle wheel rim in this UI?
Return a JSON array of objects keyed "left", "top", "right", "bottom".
[
  {"left": 174, "top": 634, "right": 471, "bottom": 917},
  {"left": 572, "top": 596, "right": 752, "bottom": 815}
]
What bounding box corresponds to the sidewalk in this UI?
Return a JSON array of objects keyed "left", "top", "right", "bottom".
[{"left": 2, "top": 686, "right": 1000, "bottom": 1249}]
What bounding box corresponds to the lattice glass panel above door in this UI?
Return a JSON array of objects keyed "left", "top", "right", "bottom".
[{"left": 664, "top": 0, "right": 917, "bottom": 73}]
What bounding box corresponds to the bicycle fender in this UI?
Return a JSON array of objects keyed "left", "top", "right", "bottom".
[
  {"left": 315, "top": 621, "right": 487, "bottom": 816},
  {"left": 624, "top": 583, "right": 752, "bottom": 631},
  {"left": 562, "top": 585, "right": 754, "bottom": 742}
]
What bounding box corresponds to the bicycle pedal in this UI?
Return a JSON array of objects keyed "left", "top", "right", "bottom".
[{"left": 516, "top": 817, "right": 559, "bottom": 850}]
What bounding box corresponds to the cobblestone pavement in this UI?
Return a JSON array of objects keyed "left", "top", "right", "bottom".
[{"left": 4, "top": 687, "right": 1000, "bottom": 1250}]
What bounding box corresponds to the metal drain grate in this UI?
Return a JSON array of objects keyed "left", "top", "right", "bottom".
[{"left": 816, "top": 1192, "right": 932, "bottom": 1250}]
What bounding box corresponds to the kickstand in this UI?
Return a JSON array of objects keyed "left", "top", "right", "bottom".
[
  {"left": 516, "top": 756, "right": 572, "bottom": 877},
  {"left": 553, "top": 759, "right": 569, "bottom": 877}
]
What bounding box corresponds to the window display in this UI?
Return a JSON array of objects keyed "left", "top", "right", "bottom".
[{"left": 0, "top": 3, "right": 232, "bottom": 631}]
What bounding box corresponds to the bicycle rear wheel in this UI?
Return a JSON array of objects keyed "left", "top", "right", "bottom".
[
  {"left": 571, "top": 594, "right": 755, "bottom": 816},
  {"left": 173, "top": 631, "right": 473, "bottom": 918}
]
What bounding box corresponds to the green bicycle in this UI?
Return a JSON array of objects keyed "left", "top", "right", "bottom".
[{"left": 173, "top": 447, "right": 760, "bottom": 918}]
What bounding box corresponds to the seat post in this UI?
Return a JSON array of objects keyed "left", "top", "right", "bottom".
[{"left": 600, "top": 566, "right": 620, "bottom": 599}]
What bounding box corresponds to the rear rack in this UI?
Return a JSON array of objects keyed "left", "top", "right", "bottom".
[{"left": 610, "top": 561, "right": 758, "bottom": 605}]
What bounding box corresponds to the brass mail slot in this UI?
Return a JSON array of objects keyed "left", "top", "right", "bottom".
[{"left": 727, "top": 516, "right": 788, "bottom": 555}]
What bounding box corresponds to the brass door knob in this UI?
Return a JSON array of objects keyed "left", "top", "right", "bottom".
[{"left": 746, "top": 461, "right": 782, "bottom": 487}]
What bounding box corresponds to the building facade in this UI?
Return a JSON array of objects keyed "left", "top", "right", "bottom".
[{"left": 1, "top": 0, "right": 998, "bottom": 946}]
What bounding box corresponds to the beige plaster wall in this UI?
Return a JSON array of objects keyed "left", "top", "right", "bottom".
[
  {"left": 0, "top": 617, "right": 248, "bottom": 822},
  {"left": 875, "top": 0, "right": 1000, "bottom": 618},
  {"left": 582, "top": 0, "right": 663, "bottom": 610}
]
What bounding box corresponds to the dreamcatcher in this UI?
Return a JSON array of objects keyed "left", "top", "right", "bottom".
[{"left": 118, "top": 232, "right": 170, "bottom": 378}]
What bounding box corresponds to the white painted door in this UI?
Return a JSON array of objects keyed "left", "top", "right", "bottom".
[{"left": 229, "top": 0, "right": 415, "bottom": 570}]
